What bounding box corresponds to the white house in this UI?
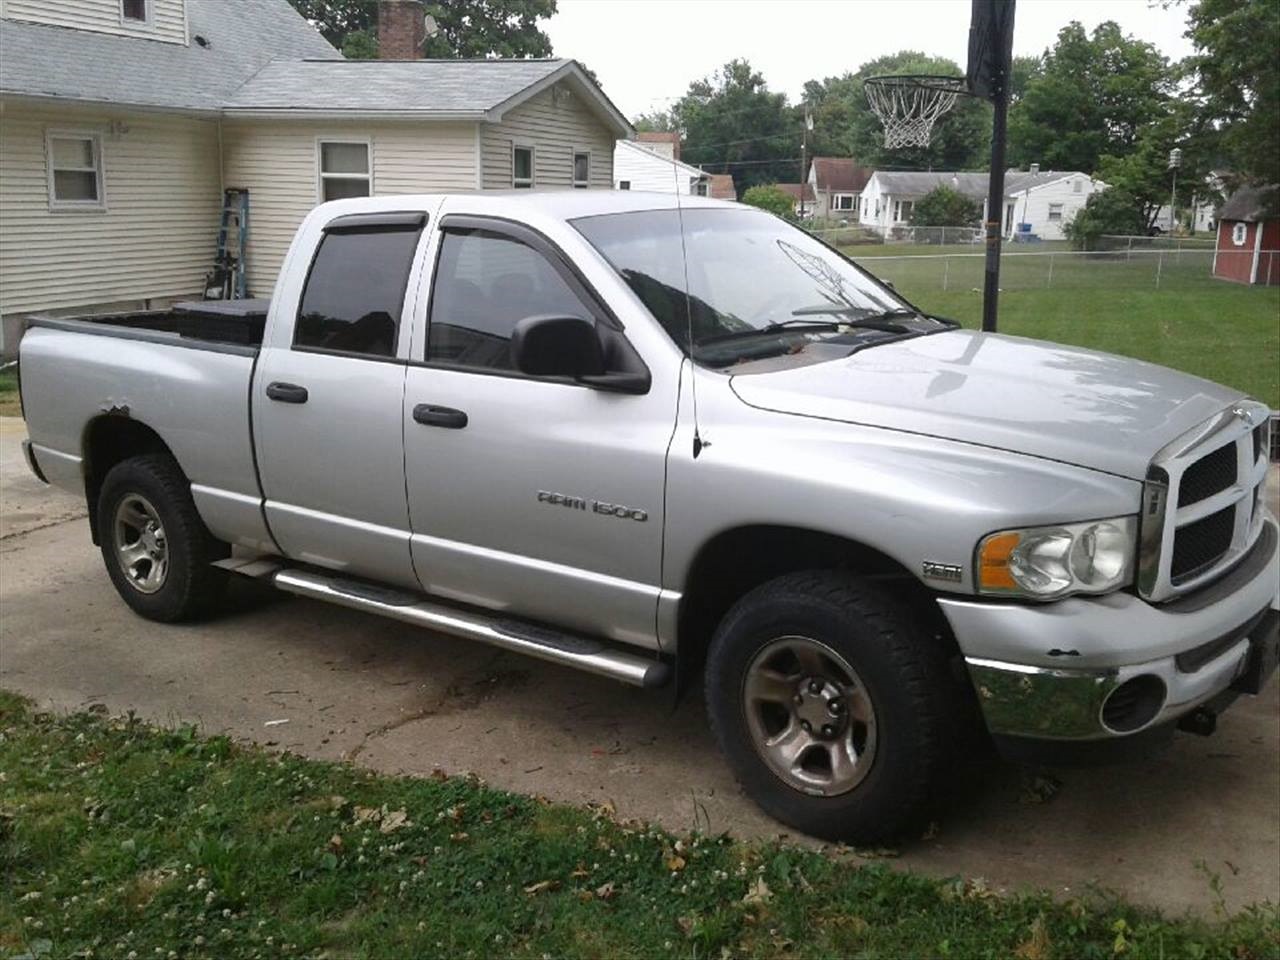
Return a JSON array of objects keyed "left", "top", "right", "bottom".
[
  {"left": 0, "top": 0, "right": 631, "bottom": 353},
  {"left": 859, "top": 168, "right": 1105, "bottom": 240},
  {"left": 613, "top": 139, "right": 709, "bottom": 195}
]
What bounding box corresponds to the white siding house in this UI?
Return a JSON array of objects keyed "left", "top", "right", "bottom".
[
  {"left": 613, "top": 140, "right": 709, "bottom": 195},
  {"left": 859, "top": 169, "right": 1104, "bottom": 240},
  {"left": 0, "top": 0, "right": 631, "bottom": 354}
]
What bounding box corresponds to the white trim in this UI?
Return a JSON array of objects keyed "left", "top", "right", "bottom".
[
  {"left": 512, "top": 142, "right": 534, "bottom": 189},
  {"left": 118, "top": 0, "right": 153, "bottom": 28},
  {"left": 485, "top": 61, "right": 633, "bottom": 138},
  {"left": 615, "top": 139, "right": 704, "bottom": 180},
  {"left": 315, "top": 137, "right": 373, "bottom": 204},
  {"left": 223, "top": 108, "right": 485, "bottom": 121},
  {"left": 45, "top": 128, "right": 107, "bottom": 212},
  {"left": 572, "top": 149, "right": 590, "bottom": 189},
  {"left": 831, "top": 192, "right": 856, "bottom": 211},
  {"left": 473, "top": 123, "right": 482, "bottom": 191},
  {"left": 1249, "top": 220, "right": 1263, "bottom": 284}
]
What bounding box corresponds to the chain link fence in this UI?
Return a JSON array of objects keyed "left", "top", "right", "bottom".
[{"left": 806, "top": 223, "right": 984, "bottom": 247}]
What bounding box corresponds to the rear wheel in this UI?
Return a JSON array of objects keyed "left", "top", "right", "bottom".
[
  {"left": 97, "top": 454, "right": 229, "bottom": 622},
  {"left": 705, "top": 570, "right": 958, "bottom": 843}
]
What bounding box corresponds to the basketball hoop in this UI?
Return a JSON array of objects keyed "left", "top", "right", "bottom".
[{"left": 863, "top": 75, "right": 969, "bottom": 149}]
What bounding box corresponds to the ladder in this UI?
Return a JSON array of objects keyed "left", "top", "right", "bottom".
[{"left": 204, "top": 187, "right": 249, "bottom": 300}]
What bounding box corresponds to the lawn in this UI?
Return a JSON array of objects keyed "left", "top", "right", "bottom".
[
  {"left": 0, "top": 368, "right": 18, "bottom": 418},
  {"left": 2, "top": 693, "right": 1277, "bottom": 959},
  {"left": 840, "top": 244, "right": 1280, "bottom": 407}
]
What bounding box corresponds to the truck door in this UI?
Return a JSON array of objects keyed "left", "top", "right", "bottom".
[
  {"left": 401, "top": 216, "right": 677, "bottom": 649},
  {"left": 253, "top": 211, "right": 428, "bottom": 589}
]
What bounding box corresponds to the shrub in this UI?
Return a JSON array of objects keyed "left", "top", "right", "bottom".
[
  {"left": 742, "top": 184, "right": 797, "bottom": 221},
  {"left": 1064, "top": 187, "right": 1147, "bottom": 249},
  {"left": 910, "top": 185, "right": 981, "bottom": 227}
]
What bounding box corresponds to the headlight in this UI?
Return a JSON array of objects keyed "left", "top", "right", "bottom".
[{"left": 977, "top": 516, "right": 1137, "bottom": 600}]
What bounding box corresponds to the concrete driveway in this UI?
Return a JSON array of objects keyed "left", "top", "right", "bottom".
[{"left": 2, "top": 415, "right": 1277, "bottom": 916}]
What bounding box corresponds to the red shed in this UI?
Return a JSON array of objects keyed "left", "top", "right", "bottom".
[{"left": 1212, "top": 184, "right": 1279, "bottom": 285}]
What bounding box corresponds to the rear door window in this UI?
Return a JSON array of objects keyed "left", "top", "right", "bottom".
[
  {"left": 295, "top": 222, "right": 424, "bottom": 358},
  {"left": 426, "top": 228, "right": 595, "bottom": 371}
]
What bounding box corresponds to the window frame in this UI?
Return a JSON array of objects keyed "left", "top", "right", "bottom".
[
  {"left": 832, "top": 193, "right": 855, "bottom": 211},
  {"left": 572, "top": 150, "right": 591, "bottom": 189},
  {"left": 315, "top": 137, "right": 373, "bottom": 205},
  {"left": 512, "top": 143, "right": 535, "bottom": 189},
  {"left": 1047, "top": 202, "right": 1064, "bottom": 222},
  {"left": 290, "top": 210, "right": 428, "bottom": 364},
  {"left": 46, "top": 129, "right": 106, "bottom": 211},
  {"left": 419, "top": 214, "right": 629, "bottom": 383},
  {"left": 894, "top": 199, "right": 914, "bottom": 222},
  {"left": 619, "top": 180, "right": 631, "bottom": 191},
  {"left": 119, "top": 0, "right": 151, "bottom": 26}
]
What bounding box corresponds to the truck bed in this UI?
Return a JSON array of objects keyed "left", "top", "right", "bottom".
[{"left": 28, "top": 299, "right": 269, "bottom": 352}]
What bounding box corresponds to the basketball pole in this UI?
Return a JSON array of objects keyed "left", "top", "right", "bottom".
[{"left": 981, "top": 66, "right": 1008, "bottom": 333}]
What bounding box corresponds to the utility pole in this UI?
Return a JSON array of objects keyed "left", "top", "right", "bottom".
[
  {"left": 981, "top": 70, "right": 1008, "bottom": 333},
  {"left": 1168, "top": 147, "right": 1182, "bottom": 235}
]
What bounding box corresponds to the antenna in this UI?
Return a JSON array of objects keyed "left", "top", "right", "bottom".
[{"left": 670, "top": 140, "right": 705, "bottom": 458}]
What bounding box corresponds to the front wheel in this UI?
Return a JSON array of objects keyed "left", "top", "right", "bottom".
[
  {"left": 97, "top": 454, "right": 229, "bottom": 622},
  {"left": 705, "top": 571, "right": 959, "bottom": 844}
]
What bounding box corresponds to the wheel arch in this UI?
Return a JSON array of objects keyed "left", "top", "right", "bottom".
[
  {"left": 81, "top": 415, "right": 183, "bottom": 544},
  {"left": 673, "top": 524, "right": 959, "bottom": 699}
]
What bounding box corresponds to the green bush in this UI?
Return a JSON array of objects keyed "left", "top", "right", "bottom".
[
  {"left": 742, "top": 184, "right": 797, "bottom": 221},
  {"left": 1064, "top": 188, "right": 1148, "bottom": 249},
  {"left": 910, "top": 185, "right": 981, "bottom": 227}
]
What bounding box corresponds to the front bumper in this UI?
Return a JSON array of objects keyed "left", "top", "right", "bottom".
[{"left": 939, "top": 518, "right": 1279, "bottom": 743}]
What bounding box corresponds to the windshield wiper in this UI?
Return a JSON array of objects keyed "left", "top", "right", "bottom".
[{"left": 696, "top": 316, "right": 910, "bottom": 347}]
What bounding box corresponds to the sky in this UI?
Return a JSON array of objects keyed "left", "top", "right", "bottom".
[{"left": 543, "top": 0, "right": 1196, "bottom": 121}]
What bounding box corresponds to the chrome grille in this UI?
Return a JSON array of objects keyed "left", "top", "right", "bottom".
[{"left": 1138, "top": 401, "right": 1273, "bottom": 602}]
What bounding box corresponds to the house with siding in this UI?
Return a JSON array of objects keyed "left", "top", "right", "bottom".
[
  {"left": 804, "top": 157, "right": 872, "bottom": 220},
  {"left": 858, "top": 168, "right": 1104, "bottom": 240},
  {"left": 0, "top": 0, "right": 631, "bottom": 353},
  {"left": 613, "top": 139, "right": 709, "bottom": 195}
]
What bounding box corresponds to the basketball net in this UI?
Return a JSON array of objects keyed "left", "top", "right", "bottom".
[{"left": 864, "top": 76, "right": 965, "bottom": 149}]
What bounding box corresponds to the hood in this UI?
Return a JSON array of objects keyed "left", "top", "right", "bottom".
[{"left": 729, "top": 330, "right": 1246, "bottom": 479}]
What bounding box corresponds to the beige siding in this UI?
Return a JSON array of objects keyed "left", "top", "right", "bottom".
[
  {"left": 221, "top": 120, "right": 478, "bottom": 294},
  {"left": 481, "top": 83, "right": 615, "bottom": 190},
  {"left": 0, "top": 101, "right": 220, "bottom": 316},
  {"left": 3, "top": 0, "right": 187, "bottom": 44}
]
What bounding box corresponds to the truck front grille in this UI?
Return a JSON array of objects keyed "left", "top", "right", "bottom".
[
  {"left": 1139, "top": 402, "right": 1272, "bottom": 602},
  {"left": 1170, "top": 505, "right": 1235, "bottom": 583}
]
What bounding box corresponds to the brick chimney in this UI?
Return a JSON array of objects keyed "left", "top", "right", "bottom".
[{"left": 378, "top": 0, "right": 425, "bottom": 60}]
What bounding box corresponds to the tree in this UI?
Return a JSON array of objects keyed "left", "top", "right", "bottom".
[
  {"left": 286, "top": 0, "right": 557, "bottom": 60},
  {"left": 741, "top": 185, "right": 796, "bottom": 221},
  {"left": 910, "top": 186, "right": 981, "bottom": 227},
  {"left": 1063, "top": 187, "right": 1148, "bottom": 249},
  {"left": 803, "top": 52, "right": 989, "bottom": 171},
  {"left": 1008, "top": 21, "right": 1175, "bottom": 173},
  {"left": 671, "top": 60, "right": 800, "bottom": 191},
  {"left": 1183, "top": 0, "right": 1280, "bottom": 195}
]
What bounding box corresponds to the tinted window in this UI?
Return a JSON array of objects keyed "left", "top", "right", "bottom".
[
  {"left": 427, "top": 229, "right": 593, "bottom": 370},
  {"left": 295, "top": 225, "right": 422, "bottom": 357}
]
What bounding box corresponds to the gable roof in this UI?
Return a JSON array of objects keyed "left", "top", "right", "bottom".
[
  {"left": 810, "top": 157, "right": 872, "bottom": 193},
  {"left": 868, "top": 169, "right": 1090, "bottom": 200},
  {"left": 1218, "top": 184, "right": 1279, "bottom": 222},
  {"left": 775, "top": 183, "right": 817, "bottom": 202},
  {"left": 225, "top": 57, "right": 630, "bottom": 135},
  {"left": 615, "top": 139, "right": 707, "bottom": 179},
  {"left": 708, "top": 173, "right": 736, "bottom": 200},
  {"left": 0, "top": 0, "right": 335, "bottom": 113}
]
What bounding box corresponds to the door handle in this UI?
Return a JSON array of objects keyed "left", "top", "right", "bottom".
[
  {"left": 413, "top": 404, "right": 468, "bottom": 429},
  {"left": 265, "top": 382, "right": 309, "bottom": 404}
]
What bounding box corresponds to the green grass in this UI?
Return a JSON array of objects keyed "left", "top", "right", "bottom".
[
  {"left": 2, "top": 693, "right": 1276, "bottom": 959},
  {"left": 840, "top": 245, "right": 1280, "bottom": 407},
  {"left": 0, "top": 368, "right": 18, "bottom": 418}
]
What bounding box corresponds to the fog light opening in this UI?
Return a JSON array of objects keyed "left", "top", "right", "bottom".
[{"left": 1101, "top": 675, "right": 1167, "bottom": 734}]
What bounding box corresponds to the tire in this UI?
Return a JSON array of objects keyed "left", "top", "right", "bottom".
[
  {"left": 705, "top": 570, "right": 959, "bottom": 844},
  {"left": 97, "top": 454, "right": 229, "bottom": 622}
]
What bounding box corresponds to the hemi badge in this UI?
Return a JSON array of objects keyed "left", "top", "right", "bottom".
[{"left": 922, "top": 561, "right": 963, "bottom": 583}]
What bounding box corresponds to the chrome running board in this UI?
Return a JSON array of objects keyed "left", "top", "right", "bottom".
[{"left": 265, "top": 567, "right": 669, "bottom": 689}]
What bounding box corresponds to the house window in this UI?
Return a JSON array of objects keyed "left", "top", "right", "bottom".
[
  {"left": 318, "top": 141, "right": 371, "bottom": 202},
  {"left": 893, "top": 200, "right": 913, "bottom": 222},
  {"left": 120, "top": 0, "right": 149, "bottom": 23},
  {"left": 573, "top": 152, "right": 590, "bottom": 189},
  {"left": 1231, "top": 222, "right": 1248, "bottom": 245},
  {"left": 513, "top": 145, "right": 534, "bottom": 188},
  {"left": 47, "top": 132, "right": 104, "bottom": 209},
  {"left": 619, "top": 180, "right": 631, "bottom": 191},
  {"left": 1073, "top": 178, "right": 1083, "bottom": 194},
  {"left": 693, "top": 181, "right": 708, "bottom": 196},
  {"left": 833, "top": 194, "right": 854, "bottom": 211},
  {"left": 1047, "top": 203, "right": 1064, "bottom": 222}
]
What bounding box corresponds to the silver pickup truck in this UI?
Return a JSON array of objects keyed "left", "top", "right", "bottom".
[{"left": 18, "top": 192, "right": 1279, "bottom": 842}]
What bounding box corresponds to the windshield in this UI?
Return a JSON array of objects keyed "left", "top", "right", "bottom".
[{"left": 572, "top": 207, "right": 946, "bottom": 368}]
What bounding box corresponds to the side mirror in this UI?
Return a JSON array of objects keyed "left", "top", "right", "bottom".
[{"left": 511, "top": 315, "right": 606, "bottom": 379}]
